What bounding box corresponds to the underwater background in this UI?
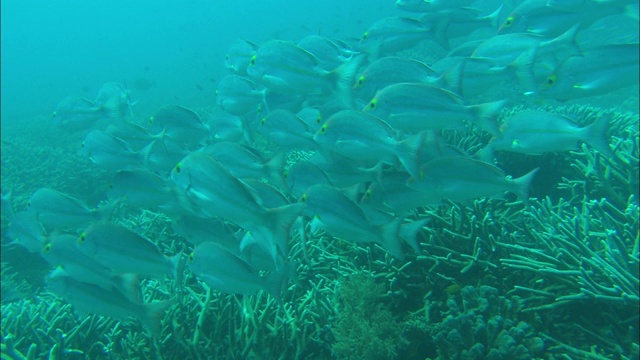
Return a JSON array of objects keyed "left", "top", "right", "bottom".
[{"left": 1, "top": 1, "right": 639, "bottom": 359}]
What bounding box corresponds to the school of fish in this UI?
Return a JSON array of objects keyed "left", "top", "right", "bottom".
[{"left": 6, "top": 0, "right": 638, "bottom": 336}]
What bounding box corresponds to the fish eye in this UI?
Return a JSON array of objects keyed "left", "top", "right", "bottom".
[
  {"left": 81, "top": 142, "right": 85, "bottom": 148},
  {"left": 545, "top": 74, "right": 557, "bottom": 87},
  {"left": 52, "top": 111, "right": 57, "bottom": 117},
  {"left": 512, "top": 140, "right": 520, "bottom": 148},
  {"left": 300, "top": 193, "right": 307, "bottom": 202},
  {"left": 361, "top": 32, "right": 368, "bottom": 41},
  {"left": 188, "top": 253, "right": 194, "bottom": 262},
  {"left": 174, "top": 163, "right": 182, "bottom": 174},
  {"left": 356, "top": 75, "right": 365, "bottom": 87},
  {"left": 43, "top": 243, "right": 51, "bottom": 253},
  {"left": 261, "top": 117, "right": 267, "bottom": 125},
  {"left": 503, "top": 16, "right": 514, "bottom": 28},
  {"left": 250, "top": 55, "right": 256, "bottom": 66},
  {"left": 320, "top": 124, "right": 328, "bottom": 134},
  {"left": 316, "top": 115, "right": 322, "bottom": 124},
  {"left": 77, "top": 233, "right": 86, "bottom": 244},
  {"left": 368, "top": 99, "right": 378, "bottom": 110},
  {"left": 148, "top": 116, "right": 154, "bottom": 125}
]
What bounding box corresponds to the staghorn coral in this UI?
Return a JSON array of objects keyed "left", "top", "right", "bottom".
[{"left": 330, "top": 272, "right": 408, "bottom": 360}]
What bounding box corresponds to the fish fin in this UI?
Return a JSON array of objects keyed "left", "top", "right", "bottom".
[
  {"left": 328, "top": 54, "right": 366, "bottom": 109},
  {"left": 141, "top": 299, "right": 174, "bottom": 339},
  {"left": 469, "top": 100, "right": 505, "bottom": 136},
  {"left": 399, "top": 218, "right": 429, "bottom": 253},
  {"left": 511, "top": 167, "right": 539, "bottom": 204},
  {"left": 581, "top": 113, "right": 615, "bottom": 159},
  {"left": 379, "top": 219, "right": 405, "bottom": 261},
  {"left": 264, "top": 203, "right": 305, "bottom": 264},
  {"left": 396, "top": 131, "right": 427, "bottom": 179}
]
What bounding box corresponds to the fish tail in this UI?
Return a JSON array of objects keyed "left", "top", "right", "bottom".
[
  {"left": 141, "top": 299, "right": 174, "bottom": 339},
  {"left": 438, "top": 61, "right": 463, "bottom": 96},
  {"left": 266, "top": 203, "right": 305, "bottom": 262},
  {"left": 475, "top": 143, "right": 496, "bottom": 164},
  {"left": 547, "top": 23, "right": 583, "bottom": 60},
  {"left": 380, "top": 219, "right": 405, "bottom": 261},
  {"left": 169, "top": 251, "right": 183, "bottom": 280},
  {"left": 430, "top": 17, "right": 450, "bottom": 50},
  {"left": 511, "top": 167, "right": 539, "bottom": 204},
  {"left": 266, "top": 152, "right": 287, "bottom": 190},
  {"left": 329, "top": 54, "right": 366, "bottom": 109},
  {"left": 399, "top": 218, "right": 429, "bottom": 253},
  {"left": 264, "top": 261, "right": 296, "bottom": 299},
  {"left": 508, "top": 50, "right": 537, "bottom": 94},
  {"left": 396, "top": 131, "right": 427, "bottom": 179},
  {"left": 470, "top": 100, "right": 505, "bottom": 136},
  {"left": 114, "top": 273, "right": 142, "bottom": 304},
  {"left": 583, "top": 113, "right": 615, "bottom": 159},
  {"left": 484, "top": 3, "right": 504, "bottom": 30}
]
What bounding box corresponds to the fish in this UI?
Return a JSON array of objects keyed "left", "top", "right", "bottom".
[
  {"left": 309, "top": 152, "right": 384, "bottom": 188},
  {"left": 28, "top": 188, "right": 112, "bottom": 231},
  {"left": 6, "top": 210, "right": 46, "bottom": 253},
  {"left": 407, "top": 156, "right": 539, "bottom": 203},
  {"left": 171, "top": 215, "right": 240, "bottom": 248},
  {"left": 258, "top": 109, "right": 317, "bottom": 150},
  {"left": 300, "top": 184, "right": 406, "bottom": 260},
  {"left": 284, "top": 160, "right": 334, "bottom": 198},
  {"left": 297, "top": 35, "right": 357, "bottom": 70},
  {"left": 363, "top": 82, "right": 504, "bottom": 135},
  {"left": 108, "top": 169, "right": 179, "bottom": 212},
  {"left": 358, "top": 16, "right": 448, "bottom": 59},
  {"left": 246, "top": 39, "right": 361, "bottom": 106},
  {"left": 215, "top": 74, "right": 267, "bottom": 116},
  {"left": 45, "top": 268, "right": 172, "bottom": 338},
  {"left": 467, "top": 25, "right": 582, "bottom": 93},
  {"left": 94, "top": 82, "right": 133, "bottom": 119},
  {"left": 1, "top": 188, "right": 14, "bottom": 218},
  {"left": 358, "top": 170, "right": 441, "bottom": 214},
  {"left": 170, "top": 152, "right": 303, "bottom": 264},
  {"left": 143, "top": 137, "right": 189, "bottom": 175},
  {"left": 201, "top": 142, "right": 286, "bottom": 188},
  {"left": 51, "top": 96, "right": 106, "bottom": 132},
  {"left": 395, "top": 0, "right": 476, "bottom": 12},
  {"left": 482, "top": 110, "right": 615, "bottom": 158},
  {"left": 312, "top": 109, "right": 425, "bottom": 178},
  {"left": 81, "top": 129, "right": 147, "bottom": 171},
  {"left": 105, "top": 121, "right": 163, "bottom": 151},
  {"left": 352, "top": 56, "right": 451, "bottom": 105},
  {"left": 148, "top": 105, "right": 210, "bottom": 147},
  {"left": 225, "top": 38, "right": 260, "bottom": 75},
  {"left": 41, "top": 233, "right": 141, "bottom": 302},
  {"left": 206, "top": 108, "right": 252, "bottom": 144},
  {"left": 187, "top": 241, "right": 292, "bottom": 298},
  {"left": 76, "top": 223, "right": 180, "bottom": 279},
  {"left": 538, "top": 43, "right": 639, "bottom": 100},
  {"left": 498, "top": 0, "right": 632, "bottom": 37}
]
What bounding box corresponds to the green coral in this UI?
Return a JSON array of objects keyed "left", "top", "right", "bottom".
[{"left": 331, "top": 272, "right": 408, "bottom": 360}]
